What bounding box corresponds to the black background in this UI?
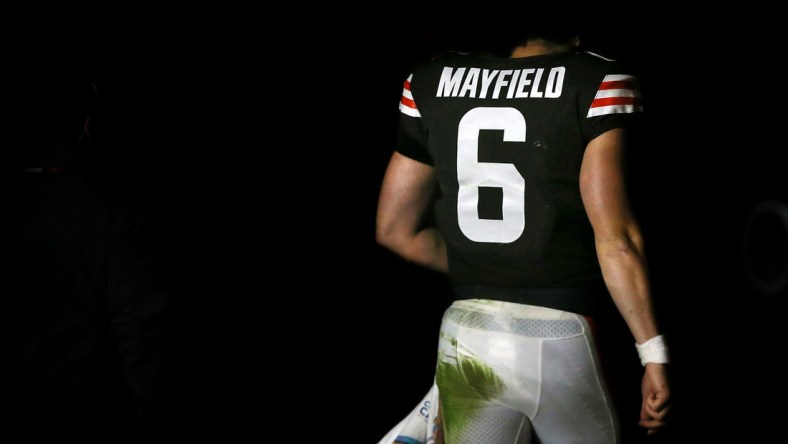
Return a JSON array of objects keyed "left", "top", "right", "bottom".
[{"left": 32, "top": 9, "right": 787, "bottom": 442}]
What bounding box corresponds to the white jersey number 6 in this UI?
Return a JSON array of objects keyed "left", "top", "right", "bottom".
[{"left": 457, "top": 107, "right": 525, "bottom": 243}]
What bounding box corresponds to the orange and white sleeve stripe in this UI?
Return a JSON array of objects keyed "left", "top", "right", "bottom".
[
  {"left": 399, "top": 74, "right": 421, "bottom": 118},
  {"left": 587, "top": 74, "right": 643, "bottom": 117}
]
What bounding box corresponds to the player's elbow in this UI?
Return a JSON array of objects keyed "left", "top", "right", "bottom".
[
  {"left": 375, "top": 219, "right": 401, "bottom": 252},
  {"left": 597, "top": 237, "right": 634, "bottom": 256},
  {"left": 595, "top": 233, "right": 643, "bottom": 264},
  {"left": 375, "top": 226, "right": 392, "bottom": 250}
]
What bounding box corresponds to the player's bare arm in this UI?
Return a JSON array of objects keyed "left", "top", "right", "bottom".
[
  {"left": 376, "top": 151, "right": 448, "bottom": 273},
  {"left": 579, "top": 127, "right": 671, "bottom": 433}
]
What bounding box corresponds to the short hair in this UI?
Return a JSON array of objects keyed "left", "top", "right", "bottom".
[{"left": 497, "top": 19, "right": 582, "bottom": 48}]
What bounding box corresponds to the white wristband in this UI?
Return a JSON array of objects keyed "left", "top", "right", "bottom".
[{"left": 635, "top": 335, "right": 669, "bottom": 366}]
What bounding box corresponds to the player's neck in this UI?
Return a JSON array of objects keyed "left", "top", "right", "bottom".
[{"left": 510, "top": 39, "right": 575, "bottom": 58}]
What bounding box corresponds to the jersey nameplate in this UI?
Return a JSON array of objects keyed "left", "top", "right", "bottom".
[{"left": 437, "top": 67, "right": 565, "bottom": 99}]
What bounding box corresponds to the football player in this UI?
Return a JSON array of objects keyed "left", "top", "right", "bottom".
[{"left": 376, "top": 27, "right": 670, "bottom": 443}]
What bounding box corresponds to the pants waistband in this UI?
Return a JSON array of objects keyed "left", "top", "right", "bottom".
[{"left": 452, "top": 284, "right": 598, "bottom": 317}]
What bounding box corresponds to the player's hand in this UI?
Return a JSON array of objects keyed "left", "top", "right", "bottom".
[
  {"left": 639, "top": 363, "right": 671, "bottom": 434},
  {"left": 430, "top": 401, "right": 444, "bottom": 444}
]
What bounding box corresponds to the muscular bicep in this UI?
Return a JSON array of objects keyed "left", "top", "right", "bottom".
[
  {"left": 376, "top": 152, "right": 437, "bottom": 243},
  {"left": 579, "top": 128, "right": 637, "bottom": 238}
]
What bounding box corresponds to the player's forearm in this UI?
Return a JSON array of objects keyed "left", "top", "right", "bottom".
[
  {"left": 377, "top": 226, "right": 448, "bottom": 273},
  {"left": 596, "top": 235, "right": 660, "bottom": 343}
]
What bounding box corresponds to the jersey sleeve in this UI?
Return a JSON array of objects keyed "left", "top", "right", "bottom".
[
  {"left": 580, "top": 63, "right": 643, "bottom": 142},
  {"left": 395, "top": 73, "right": 433, "bottom": 165}
]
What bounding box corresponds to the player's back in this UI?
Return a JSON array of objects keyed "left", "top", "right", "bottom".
[{"left": 397, "top": 50, "right": 642, "bottom": 314}]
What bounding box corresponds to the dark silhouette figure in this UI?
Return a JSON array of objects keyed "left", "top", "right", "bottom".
[{"left": 0, "top": 75, "right": 175, "bottom": 443}]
